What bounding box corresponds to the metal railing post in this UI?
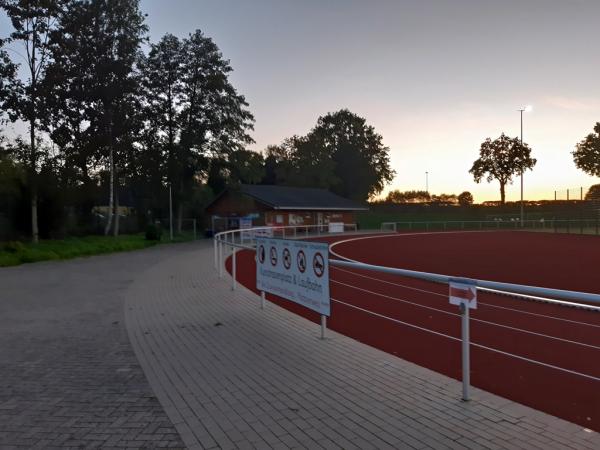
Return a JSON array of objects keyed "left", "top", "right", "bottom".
[
  {"left": 219, "top": 239, "right": 223, "bottom": 278},
  {"left": 214, "top": 238, "right": 218, "bottom": 269},
  {"left": 461, "top": 302, "right": 470, "bottom": 401},
  {"left": 232, "top": 247, "right": 237, "bottom": 290}
]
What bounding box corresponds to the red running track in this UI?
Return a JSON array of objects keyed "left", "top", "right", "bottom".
[{"left": 225, "top": 231, "right": 600, "bottom": 431}]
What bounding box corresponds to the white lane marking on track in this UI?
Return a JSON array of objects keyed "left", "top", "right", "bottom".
[
  {"left": 329, "top": 231, "right": 488, "bottom": 262},
  {"left": 332, "top": 297, "right": 600, "bottom": 383},
  {"left": 332, "top": 279, "right": 600, "bottom": 351},
  {"left": 332, "top": 266, "right": 600, "bottom": 327},
  {"left": 329, "top": 232, "right": 600, "bottom": 312}
]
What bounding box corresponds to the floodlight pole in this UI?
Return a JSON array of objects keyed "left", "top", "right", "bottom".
[
  {"left": 518, "top": 108, "right": 525, "bottom": 227},
  {"left": 426, "top": 171, "right": 429, "bottom": 194}
]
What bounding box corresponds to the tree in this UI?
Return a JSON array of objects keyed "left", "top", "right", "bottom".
[
  {"left": 385, "top": 190, "right": 430, "bottom": 203},
  {"left": 585, "top": 184, "right": 600, "bottom": 201},
  {"left": 60, "top": 0, "right": 146, "bottom": 236},
  {"left": 228, "top": 150, "right": 264, "bottom": 185},
  {"left": 431, "top": 193, "right": 458, "bottom": 204},
  {"left": 572, "top": 122, "right": 600, "bottom": 177},
  {"left": 138, "top": 33, "right": 182, "bottom": 190},
  {"left": 163, "top": 29, "right": 254, "bottom": 231},
  {"left": 265, "top": 109, "right": 394, "bottom": 201},
  {"left": 42, "top": 0, "right": 105, "bottom": 225},
  {"left": 458, "top": 191, "right": 474, "bottom": 206},
  {"left": 307, "top": 109, "right": 395, "bottom": 201},
  {"left": 469, "top": 133, "right": 536, "bottom": 204},
  {"left": 1, "top": 0, "right": 63, "bottom": 242},
  {"left": 0, "top": 39, "right": 19, "bottom": 122}
]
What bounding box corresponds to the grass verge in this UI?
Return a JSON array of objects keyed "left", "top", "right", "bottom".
[{"left": 0, "top": 234, "right": 195, "bottom": 268}]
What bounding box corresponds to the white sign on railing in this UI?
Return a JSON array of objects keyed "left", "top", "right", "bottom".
[
  {"left": 256, "top": 237, "right": 330, "bottom": 316},
  {"left": 449, "top": 280, "right": 477, "bottom": 309}
]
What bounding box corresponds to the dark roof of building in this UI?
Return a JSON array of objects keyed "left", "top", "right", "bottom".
[{"left": 238, "top": 184, "right": 368, "bottom": 211}]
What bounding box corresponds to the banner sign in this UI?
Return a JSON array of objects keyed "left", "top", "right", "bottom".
[
  {"left": 328, "top": 222, "right": 344, "bottom": 233},
  {"left": 256, "top": 237, "right": 330, "bottom": 316},
  {"left": 244, "top": 228, "right": 274, "bottom": 239},
  {"left": 239, "top": 218, "right": 252, "bottom": 229}
]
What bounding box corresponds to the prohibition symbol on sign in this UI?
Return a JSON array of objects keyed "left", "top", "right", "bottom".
[
  {"left": 297, "top": 250, "right": 306, "bottom": 273},
  {"left": 270, "top": 246, "right": 278, "bottom": 266},
  {"left": 282, "top": 248, "right": 291, "bottom": 269},
  {"left": 313, "top": 252, "right": 325, "bottom": 277},
  {"left": 258, "top": 245, "right": 265, "bottom": 264}
]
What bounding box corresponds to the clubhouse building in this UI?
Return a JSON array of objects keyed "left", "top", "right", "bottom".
[{"left": 206, "top": 184, "right": 367, "bottom": 233}]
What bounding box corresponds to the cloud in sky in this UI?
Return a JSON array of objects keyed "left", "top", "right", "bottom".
[{"left": 544, "top": 96, "right": 600, "bottom": 112}]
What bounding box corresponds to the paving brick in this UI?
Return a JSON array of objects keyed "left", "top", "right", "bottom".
[{"left": 0, "top": 245, "right": 187, "bottom": 449}]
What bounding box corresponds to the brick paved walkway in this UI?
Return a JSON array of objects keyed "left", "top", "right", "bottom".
[
  {"left": 0, "top": 245, "right": 188, "bottom": 449},
  {"left": 125, "top": 241, "right": 600, "bottom": 450}
]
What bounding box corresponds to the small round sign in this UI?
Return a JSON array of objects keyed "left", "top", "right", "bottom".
[
  {"left": 258, "top": 245, "right": 265, "bottom": 264},
  {"left": 270, "top": 246, "right": 278, "bottom": 266},
  {"left": 313, "top": 252, "right": 325, "bottom": 277},
  {"left": 282, "top": 248, "right": 291, "bottom": 269},
  {"left": 297, "top": 250, "right": 306, "bottom": 273}
]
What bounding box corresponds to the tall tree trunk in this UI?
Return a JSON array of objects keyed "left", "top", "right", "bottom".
[
  {"left": 113, "top": 171, "right": 120, "bottom": 237},
  {"left": 30, "top": 118, "right": 39, "bottom": 243},
  {"left": 104, "top": 146, "right": 114, "bottom": 235},
  {"left": 29, "top": 29, "right": 39, "bottom": 244},
  {"left": 500, "top": 181, "right": 506, "bottom": 205}
]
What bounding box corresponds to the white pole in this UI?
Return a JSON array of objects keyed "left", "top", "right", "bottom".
[
  {"left": 232, "top": 247, "right": 236, "bottom": 291},
  {"left": 461, "top": 302, "right": 470, "bottom": 401},
  {"left": 214, "top": 238, "right": 218, "bottom": 269},
  {"left": 219, "top": 240, "right": 223, "bottom": 279},
  {"left": 261, "top": 291, "right": 265, "bottom": 309},
  {"left": 320, "top": 315, "right": 327, "bottom": 339},
  {"left": 169, "top": 184, "right": 173, "bottom": 241}
]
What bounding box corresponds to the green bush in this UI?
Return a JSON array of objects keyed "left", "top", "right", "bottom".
[
  {"left": 145, "top": 223, "right": 162, "bottom": 241},
  {"left": 3, "top": 241, "right": 25, "bottom": 253}
]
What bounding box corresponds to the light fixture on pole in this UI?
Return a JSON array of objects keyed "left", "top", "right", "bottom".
[
  {"left": 517, "top": 105, "right": 532, "bottom": 227},
  {"left": 425, "top": 171, "right": 429, "bottom": 194}
]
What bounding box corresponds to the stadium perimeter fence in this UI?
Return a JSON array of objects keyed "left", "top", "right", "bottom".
[
  {"left": 212, "top": 224, "right": 600, "bottom": 406},
  {"left": 380, "top": 218, "right": 600, "bottom": 235}
]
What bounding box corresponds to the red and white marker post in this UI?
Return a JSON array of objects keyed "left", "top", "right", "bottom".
[{"left": 449, "top": 280, "right": 477, "bottom": 401}]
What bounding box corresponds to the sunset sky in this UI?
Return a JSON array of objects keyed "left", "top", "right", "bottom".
[
  {"left": 3, "top": 1, "right": 599, "bottom": 202},
  {"left": 140, "top": 0, "right": 600, "bottom": 202}
]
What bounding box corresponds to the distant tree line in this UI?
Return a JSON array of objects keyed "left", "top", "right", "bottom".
[
  {"left": 0, "top": 1, "right": 394, "bottom": 242},
  {"left": 382, "top": 190, "right": 473, "bottom": 206}
]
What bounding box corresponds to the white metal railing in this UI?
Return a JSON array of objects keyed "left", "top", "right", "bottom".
[
  {"left": 381, "top": 218, "right": 600, "bottom": 234},
  {"left": 213, "top": 224, "right": 600, "bottom": 403},
  {"left": 213, "top": 222, "right": 360, "bottom": 279}
]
